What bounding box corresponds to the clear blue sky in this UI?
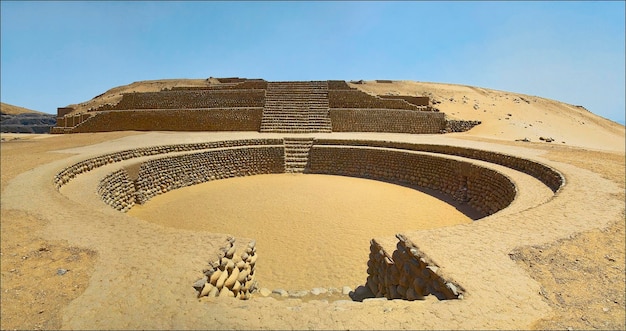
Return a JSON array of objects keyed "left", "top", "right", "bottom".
[{"left": 2, "top": 1, "right": 624, "bottom": 124}]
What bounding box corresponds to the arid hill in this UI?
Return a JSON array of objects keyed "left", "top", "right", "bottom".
[{"left": 0, "top": 102, "right": 56, "bottom": 134}]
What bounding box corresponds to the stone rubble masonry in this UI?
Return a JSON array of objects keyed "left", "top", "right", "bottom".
[
  {"left": 329, "top": 109, "right": 446, "bottom": 134},
  {"left": 314, "top": 139, "right": 564, "bottom": 193},
  {"left": 133, "top": 146, "right": 284, "bottom": 205},
  {"left": 193, "top": 236, "right": 258, "bottom": 300},
  {"left": 58, "top": 108, "right": 264, "bottom": 133},
  {"left": 307, "top": 145, "right": 516, "bottom": 217},
  {"left": 367, "top": 234, "right": 463, "bottom": 301},
  {"left": 444, "top": 120, "right": 483, "bottom": 133},
  {"left": 54, "top": 139, "right": 283, "bottom": 191},
  {"left": 97, "top": 169, "right": 136, "bottom": 213}
]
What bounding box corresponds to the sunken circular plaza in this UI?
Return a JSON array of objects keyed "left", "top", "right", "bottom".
[
  {"left": 50, "top": 79, "right": 566, "bottom": 302},
  {"left": 54, "top": 135, "right": 564, "bottom": 301}
]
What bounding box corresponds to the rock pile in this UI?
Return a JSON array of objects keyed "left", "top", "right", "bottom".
[
  {"left": 443, "top": 120, "right": 482, "bottom": 133},
  {"left": 366, "top": 234, "right": 463, "bottom": 301},
  {"left": 193, "top": 237, "right": 258, "bottom": 300}
]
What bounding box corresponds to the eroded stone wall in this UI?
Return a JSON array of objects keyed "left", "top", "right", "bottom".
[{"left": 329, "top": 109, "right": 446, "bottom": 134}]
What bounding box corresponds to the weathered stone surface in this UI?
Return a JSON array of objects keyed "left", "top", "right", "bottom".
[{"left": 259, "top": 288, "right": 272, "bottom": 297}]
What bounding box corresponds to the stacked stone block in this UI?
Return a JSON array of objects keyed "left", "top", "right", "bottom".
[
  {"left": 68, "top": 108, "right": 263, "bottom": 133},
  {"left": 328, "top": 90, "right": 420, "bottom": 110},
  {"left": 314, "top": 139, "right": 564, "bottom": 193},
  {"left": 193, "top": 237, "right": 258, "bottom": 300},
  {"left": 97, "top": 169, "right": 136, "bottom": 212},
  {"left": 54, "top": 139, "right": 282, "bottom": 190},
  {"left": 329, "top": 109, "right": 446, "bottom": 134},
  {"left": 108, "top": 90, "right": 265, "bottom": 110},
  {"left": 133, "top": 146, "right": 285, "bottom": 204},
  {"left": 366, "top": 234, "right": 463, "bottom": 301}
]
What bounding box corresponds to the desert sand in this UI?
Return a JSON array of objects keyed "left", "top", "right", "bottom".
[{"left": 1, "top": 81, "right": 624, "bottom": 330}]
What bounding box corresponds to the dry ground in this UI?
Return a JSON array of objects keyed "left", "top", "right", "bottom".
[{"left": 1, "top": 132, "right": 623, "bottom": 330}]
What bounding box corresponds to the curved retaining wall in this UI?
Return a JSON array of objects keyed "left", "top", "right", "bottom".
[
  {"left": 307, "top": 146, "right": 516, "bottom": 217},
  {"left": 97, "top": 169, "right": 136, "bottom": 212},
  {"left": 133, "top": 146, "right": 284, "bottom": 204},
  {"left": 329, "top": 109, "right": 446, "bottom": 134},
  {"left": 54, "top": 139, "right": 282, "bottom": 189},
  {"left": 315, "top": 139, "right": 564, "bottom": 193}
]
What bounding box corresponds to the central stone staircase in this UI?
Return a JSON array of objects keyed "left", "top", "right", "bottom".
[
  {"left": 283, "top": 137, "right": 315, "bottom": 173},
  {"left": 260, "top": 81, "right": 332, "bottom": 133}
]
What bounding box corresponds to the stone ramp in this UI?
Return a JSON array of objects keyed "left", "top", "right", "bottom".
[
  {"left": 260, "top": 81, "right": 332, "bottom": 133},
  {"left": 283, "top": 137, "right": 314, "bottom": 173}
]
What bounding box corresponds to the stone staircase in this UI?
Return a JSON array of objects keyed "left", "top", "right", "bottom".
[
  {"left": 260, "top": 81, "right": 332, "bottom": 133},
  {"left": 283, "top": 137, "right": 315, "bottom": 173}
]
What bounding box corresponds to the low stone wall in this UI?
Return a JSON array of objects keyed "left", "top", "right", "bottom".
[
  {"left": 133, "top": 146, "right": 284, "bottom": 204},
  {"left": 314, "top": 139, "right": 564, "bottom": 193},
  {"left": 97, "top": 169, "right": 136, "bottom": 212},
  {"left": 193, "top": 237, "right": 258, "bottom": 300},
  {"left": 330, "top": 109, "right": 446, "bottom": 134},
  {"left": 367, "top": 234, "right": 463, "bottom": 301},
  {"left": 307, "top": 146, "right": 516, "bottom": 217},
  {"left": 66, "top": 108, "right": 263, "bottom": 133},
  {"left": 54, "top": 139, "right": 282, "bottom": 190}
]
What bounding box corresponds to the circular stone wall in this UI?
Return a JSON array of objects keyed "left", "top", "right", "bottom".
[{"left": 128, "top": 173, "right": 472, "bottom": 290}]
